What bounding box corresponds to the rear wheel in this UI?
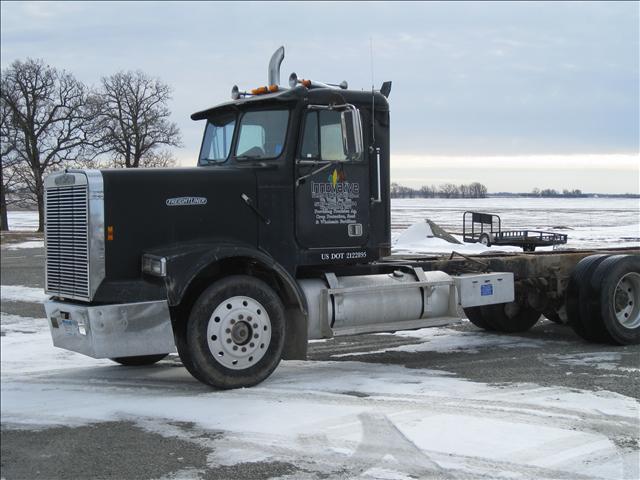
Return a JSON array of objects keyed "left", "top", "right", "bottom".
[
  {"left": 183, "top": 275, "right": 285, "bottom": 389},
  {"left": 463, "top": 306, "right": 496, "bottom": 331},
  {"left": 543, "top": 310, "right": 563, "bottom": 324},
  {"left": 479, "top": 233, "right": 491, "bottom": 247},
  {"left": 111, "top": 354, "right": 168, "bottom": 366},
  {"left": 566, "top": 254, "right": 610, "bottom": 341},
  {"left": 589, "top": 255, "right": 640, "bottom": 345},
  {"left": 480, "top": 302, "right": 541, "bottom": 333}
]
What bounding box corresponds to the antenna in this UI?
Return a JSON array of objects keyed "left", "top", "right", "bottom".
[{"left": 370, "top": 37, "right": 375, "bottom": 144}]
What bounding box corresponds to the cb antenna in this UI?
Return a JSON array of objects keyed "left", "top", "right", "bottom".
[{"left": 370, "top": 37, "right": 375, "bottom": 144}]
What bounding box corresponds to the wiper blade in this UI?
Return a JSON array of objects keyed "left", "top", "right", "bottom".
[{"left": 202, "top": 159, "right": 225, "bottom": 165}]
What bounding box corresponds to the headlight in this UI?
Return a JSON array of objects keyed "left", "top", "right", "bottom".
[{"left": 142, "top": 254, "right": 167, "bottom": 277}]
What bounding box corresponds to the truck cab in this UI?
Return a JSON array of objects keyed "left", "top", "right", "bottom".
[
  {"left": 190, "top": 85, "right": 392, "bottom": 273},
  {"left": 43, "top": 47, "right": 521, "bottom": 389}
]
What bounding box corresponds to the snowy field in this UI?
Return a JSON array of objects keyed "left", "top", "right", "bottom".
[{"left": 391, "top": 197, "right": 640, "bottom": 253}]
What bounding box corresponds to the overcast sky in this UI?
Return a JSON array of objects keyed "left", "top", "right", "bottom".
[{"left": 2, "top": 1, "right": 638, "bottom": 193}]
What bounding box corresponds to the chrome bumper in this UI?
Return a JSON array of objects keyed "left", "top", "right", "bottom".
[{"left": 44, "top": 299, "right": 176, "bottom": 359}]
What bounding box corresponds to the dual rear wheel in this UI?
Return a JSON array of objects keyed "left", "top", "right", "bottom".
[
  {"left": 567, "top": 254, "right": 639, "bottom": 345},
  {"left": 464, "top": 254, "right": 640, "bottom": 345}
]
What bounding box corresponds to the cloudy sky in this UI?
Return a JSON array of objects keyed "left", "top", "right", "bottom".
[{"left": 2, "top": 1, "right": 638, "bottom": 193}]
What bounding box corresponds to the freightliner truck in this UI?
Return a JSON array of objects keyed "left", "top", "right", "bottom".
[{"left": 43, "top": 48, "right": 640, "bottom": 389}]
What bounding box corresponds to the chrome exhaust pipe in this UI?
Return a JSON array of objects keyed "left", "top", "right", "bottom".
[{"left": 268, "top": 46, "right": 285, "bottom": 86}]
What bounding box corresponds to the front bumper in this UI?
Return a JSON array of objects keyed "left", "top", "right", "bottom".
[{"left": 44, "top": 299, "right": 177, "bottom": 359}]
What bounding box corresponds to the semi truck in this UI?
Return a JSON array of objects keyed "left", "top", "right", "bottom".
[{"left": 43, "top": 47, "right": 640, "bottom": 389}]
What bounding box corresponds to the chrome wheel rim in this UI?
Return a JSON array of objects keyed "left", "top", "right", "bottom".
[
  {"left": 206, "top": 296, "right": 271, "bottom": 370},
  {"left": 613, "top": 272, "right": 640, "bottom": 329}
]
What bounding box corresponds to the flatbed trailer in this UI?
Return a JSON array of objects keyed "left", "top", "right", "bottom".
[
  {"left": 42, "top": 47, "right": 639, "bottom": 389},
  {"left": 463, "top": 211, "right": 568, "bottom": 251}
]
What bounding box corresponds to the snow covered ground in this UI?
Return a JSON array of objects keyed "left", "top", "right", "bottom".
[{"left": 2, "top": 312, "right": 639, "bottom": 479}]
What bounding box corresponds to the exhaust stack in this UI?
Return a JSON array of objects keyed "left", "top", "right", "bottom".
[{"left": 268, "top": 46, "right": 285, "bottom": 86}]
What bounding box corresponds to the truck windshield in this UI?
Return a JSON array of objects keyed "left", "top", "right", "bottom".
[
  {"left": 235, "top": 110, "right": 289, "bottom": 161},
  {"left": 199, "top": 114, "right": 236, "bottom": 165}
]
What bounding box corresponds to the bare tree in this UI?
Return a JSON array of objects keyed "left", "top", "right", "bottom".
[
  {"left": 0, "top": 59, "right": 98, "bottom": 232},
  {"left": 1, "top": 97, "right": 17, "bottom": 231},
  {"left": 468, "top": 182, "right": 488, "bottom": 198},
  {"left": 94, "top": 71, "right": 182, "bottom": 168}
]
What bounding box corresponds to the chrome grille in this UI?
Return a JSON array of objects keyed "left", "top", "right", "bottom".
[{"left": 45, "top": 184, "right": 90, "bottom": 300}]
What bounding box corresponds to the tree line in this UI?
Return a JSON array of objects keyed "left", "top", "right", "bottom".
[
  {"left": 529, "top": 188, "right": 586, "bottom": 198},
  {"left": 1, "top": 58, "right": 182, "bottom": 231},
  {"left": 391, "top": 182, "right": 488, "bottom": 199}
]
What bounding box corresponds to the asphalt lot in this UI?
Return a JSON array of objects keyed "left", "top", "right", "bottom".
[{"left": 1, "top": 236, "right": 639, "bottom": 480}]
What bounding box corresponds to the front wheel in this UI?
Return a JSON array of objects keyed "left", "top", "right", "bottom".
[{"left": 183, "top": 275, "right": 285, "bottom": 389}]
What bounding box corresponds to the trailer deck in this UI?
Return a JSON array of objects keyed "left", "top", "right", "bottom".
[{"left": 463, "top": 211, "right": 568, "bottom": 251}]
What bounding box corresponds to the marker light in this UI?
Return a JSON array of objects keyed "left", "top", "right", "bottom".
[
  {"left": 107, "top": 226, "right": 114, "bottom": 241},
  {"left": 250, "top": 85, "right": 279, "bottom": 95}
]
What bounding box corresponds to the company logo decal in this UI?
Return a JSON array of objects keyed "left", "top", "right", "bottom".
[
  {"left": 166, "top": 197, "right": 208, "bottom": 207},
  {"left": 311, "top": 169, "right": 359, "bottom": 225},
  {"left": 328, "top": 169, "right": 345, "bottom": 187},
  {"left": 312, "top": 169, "right": 359, "bottom": 195}
]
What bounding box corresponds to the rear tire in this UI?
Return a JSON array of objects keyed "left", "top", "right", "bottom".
[
  {"left": 463, "top": 307, "right": 496, "bottom": 331},
  {"left": 479, "top": 233, "right": 491, "bottom": 247},
  {"left": 543, "top": 310, "right": 563, "bottom": 324},
  {"left": 480, "top": 302, "right": 541, "bottom": 333},
  {"left": 589, "top": 255, "right": 640, "bottom": 345},
  {"left": 184, "top": 275, "right": 285, "bottom": 389},
  {"left": 566, "top": 254, "right": 610, "bottom": 341},
  {"left": 111, "top": 354, "right": 168, "bottom": 366}
]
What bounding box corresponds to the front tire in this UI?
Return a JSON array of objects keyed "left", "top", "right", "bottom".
[{"left": 184, "top": 275, "right": 285, "bottom": 389}]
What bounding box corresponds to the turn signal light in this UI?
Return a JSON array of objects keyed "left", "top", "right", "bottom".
[
  {"left": 250, "top": 84, "right": 279, "bottom": 95},
  {"left": 106, "top": 226, "right": 114, "bottom": 241}
]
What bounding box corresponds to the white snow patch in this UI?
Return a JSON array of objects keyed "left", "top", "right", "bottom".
[
  {"left": 393, "top": 221, "right": 522, "bottom": 255},
  {"left": 1, "top": 312, "right": 112, "bottom": 374},
  {"left": 333, "top": 327, "right": 548, "bottom": 357},
  {"left": 6, "top": 211, "right": 38, "bottom": 231},
  {"left": 1, "top": 285, "right": 48, "bottom": 303},
  {"left": 5, "top": 240, "right": 45, "bottom": 250},
  {"left": 544, "top": 352, "right": 640, "bottom": 373}
]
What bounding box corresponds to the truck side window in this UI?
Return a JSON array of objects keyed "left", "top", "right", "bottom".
[
  {"left": 199, "top": 115, "right": 236, "bottom": 165},
  {"left": 300, "top": 110, "right": 350, "bottom": 162},
  {"left": 301, "top": 111, "right": 319, "bottom": 159}
]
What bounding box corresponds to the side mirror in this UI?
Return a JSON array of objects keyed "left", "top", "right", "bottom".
[{"left": 341, "top": 107, "right": 364, "bottom": 160}]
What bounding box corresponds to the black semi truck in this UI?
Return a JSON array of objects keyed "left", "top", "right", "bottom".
[{"left": 43, "top": 47, "right": 640, "bottom": 389}]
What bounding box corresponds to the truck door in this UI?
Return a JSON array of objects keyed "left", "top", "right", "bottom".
[{"left": 295, "top": 108, "right": 370, "bottom": 249}]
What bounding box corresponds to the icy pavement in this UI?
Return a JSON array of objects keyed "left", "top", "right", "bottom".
[{"left": 2, "top": 312, "right": 639, "bottom": 480}]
